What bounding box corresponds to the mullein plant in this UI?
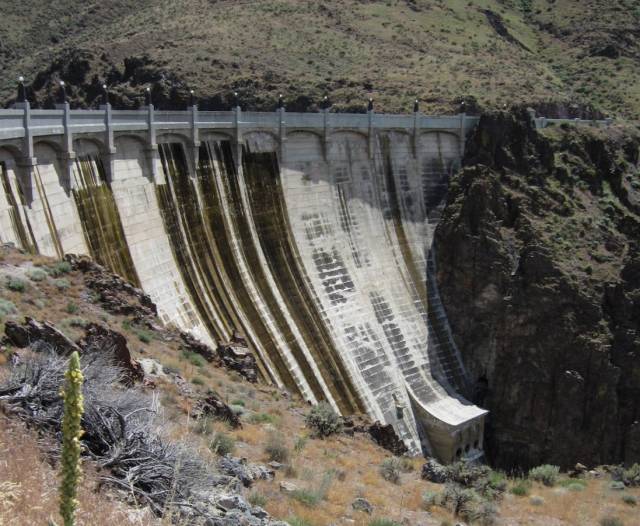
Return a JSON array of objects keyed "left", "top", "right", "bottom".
[{"left": 59, "top": 351, "right": 84, "bottom": 526}]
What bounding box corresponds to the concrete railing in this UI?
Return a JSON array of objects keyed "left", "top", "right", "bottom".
[
  {"left": 0, "top": 106, "right": 614, "bottom": 142},
  {"left": 0, "top": 107, "right": 480, "bottom": 141}
]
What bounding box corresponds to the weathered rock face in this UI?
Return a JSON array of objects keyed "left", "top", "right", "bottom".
[
  {"left": 435, "top": 110, "right": 640, "bottom": 469},
  {"left": 65, "top": 254, "right": 157, "bottom": 320}
]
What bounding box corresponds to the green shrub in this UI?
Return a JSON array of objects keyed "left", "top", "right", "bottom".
[
  {"left": 398, "top": 456, "right": 414, "bottom": 472},
  {"left": 6, "top": 276, "right": 26, "bottom": 292},
  {"left": 528, "top": 464, "right": 560, "bottom": 486},
  {"left": 600, "top": 517, "right": 624, "bottom": 526},
  {"left": 446, "top": 461, "right": 490, "bottom": 486},
  {"left": 566, "top": 481, "right": 586, "bottom": 492},
  {"left": 441, "top": 483, "right": 479, "bottom": 517},
  {"left": 210, "top": 432, "right": 235, "bottom": 456},
  {"left": 47, "top": 261, "right": 72, "bottom": 277},
  {"left": 291, "top": 488, "right": 320, "bottom": 507},
  {"left": 247, "top": 412, "right": 277, "bottom": 425},
  {"left": 422, "top": 490, "right": 440, "bottom": 509},
  {"left": 194, "top": 418, "right": 213, "bottom": 435},
  {"left": 488, "top": 471, "right": 507, "bottom": 492},
  {"left": 0, "top": 298, "right": 17, "bottom": 320},
  {"left": 286, "top": 517, "right": 313, "bottom": 526},
  {"left": 265, "top": 431, "right": 289, "bottom": 463},
  {"left": 294, "top": 436, "right": 308, "bottom": 453},
  {"left": 65, "top": 302, "right": 78, "bottom": 314},
  {"left": 379, "top": 458, "right": 402, "bottom": 484},
  {"left": 26, "top": 268, "right": 48, "bottom": 282},
  {"left": 248, "top": 491, "right": 267, "bottom": 507},
  {"left": 623, "top": 463, "right": 640, "bottom": 486},
  {"left": 621, "top": 494, "right": 637, "bottom": 506},
  {"left": 135, "top": 328, "right": 153, "bottom": 343},
  {"left": 510, "top": 480, "right": 530, "bottom": 496},
  {"left": 191, "top": 376, "right": 205, "bottom": 386},
  {"left": 304, "top": 402, "right": 342, "bottom": 438},
  {"left": 609, "top": 481, "right": 626, "bottom": 490},
  {"left": 53, "top": 278, "right": 71, "bottom": 290},
  {"left": 231, "top": 398, "right": 245, "bottom": 407},
  {"left": 368, "top": 520, "right": 401, "bottom": 526},
  {"left": 182, "top": 350, "right": 206, "bottom": 368}
]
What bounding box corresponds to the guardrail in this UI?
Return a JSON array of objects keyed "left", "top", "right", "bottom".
[{"left": 0, "top": 104, "right": 613, "bottom": 144}]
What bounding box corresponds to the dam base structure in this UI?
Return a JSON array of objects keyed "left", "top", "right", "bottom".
[{"left": 0, "top": 103, "right": 494, "bottom": 462}]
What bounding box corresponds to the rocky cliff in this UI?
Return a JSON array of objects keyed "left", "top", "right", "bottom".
[{"left": 435, "top": 110, "right": 640, "bottom": 470}]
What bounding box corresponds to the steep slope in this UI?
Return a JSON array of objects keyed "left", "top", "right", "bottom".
[
  {"left": 0, "top": 0, "right": 638, "bottom": 117},
  {"left": 435, "top": 111, "right": 640, "bottom": 469}
]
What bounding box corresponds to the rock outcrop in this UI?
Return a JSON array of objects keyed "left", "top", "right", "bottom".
[
  {"left": 65, "top": 254, "right": 157, "bottom": 320},
  {"left": 435, "top": 110, "right": 640, "bottom": 469}
]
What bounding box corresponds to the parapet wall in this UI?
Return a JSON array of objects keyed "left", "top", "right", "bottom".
[{"left": 0, "top": 106, "right": 608, "bottom": 461}]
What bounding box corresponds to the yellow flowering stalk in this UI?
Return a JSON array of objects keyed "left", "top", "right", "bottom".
[{"left": 59, "top": 351, "right": 84, "bottom": 526}]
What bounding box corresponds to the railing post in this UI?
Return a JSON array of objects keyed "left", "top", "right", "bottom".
[
  {"left": 100, "top": 101, "right": 116, "bottom": 183},
  {"left": 459, "top": 110, "right": 466, "bottom": 159},
  {"left": 413, "top": 100, "right": 420, "bottom": 159},
  {"left": 144, "top": 103, "right": 161, "bottom": 183},
  {"left": 367, "top": 99, "right": 375, "bottom": 160},
  {"left": 278, "top": 105, "right": 286, "bottom": 163},
  {"left": 56, "top": 100, "right": 76, "bottom": 192},
  {"left": 16, "top": 101, "right": 34, "bottom": 163},
  {"left": 234, "top": 103, "right": 242, "bottom": 173},
  {"left": 323, "top": 107, "right": 330, "bottom": 161},
  {"left": 190, "top": 100, "right": 200, "bottom": 176}
]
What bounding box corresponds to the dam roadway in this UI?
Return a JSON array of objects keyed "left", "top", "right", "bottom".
[{"left": 0, "top": 103, "right": 589, "bottom": 462}]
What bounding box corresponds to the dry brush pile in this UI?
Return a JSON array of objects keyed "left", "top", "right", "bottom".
[{"left": 0, "top": 346, "right": 285, "bottom": 526}]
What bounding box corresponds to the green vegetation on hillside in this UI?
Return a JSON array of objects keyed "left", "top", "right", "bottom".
[{"left": 0, "top": 0, "right": 638, "bottom": 117}]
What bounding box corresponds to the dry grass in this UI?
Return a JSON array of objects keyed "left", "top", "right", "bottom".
[{"left": 0, "top": 415, "right": 159, "bottom": 526}]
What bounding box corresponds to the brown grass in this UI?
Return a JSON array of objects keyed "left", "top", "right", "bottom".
[{"left": 0, "top": 415, "right": 159, "bottom": 526}]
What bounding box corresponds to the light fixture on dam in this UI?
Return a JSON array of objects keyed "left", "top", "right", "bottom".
[
  {"left": 58, "top": 80, "right": 67, "bottom": 105},
  {"left": 102, "top": 84, "right": 110, "bottom": 107},
  {"left": 17, "top": 76, "right": 26, "bottom": 104}
]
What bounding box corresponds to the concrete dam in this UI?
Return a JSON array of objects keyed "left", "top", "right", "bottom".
[{"left": 0, "top": 102, "right": 491, "bottom": 463}]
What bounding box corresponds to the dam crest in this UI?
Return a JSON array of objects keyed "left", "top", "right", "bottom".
[{"left": 0, "top": 103, "right": 604, "bottom": 462}]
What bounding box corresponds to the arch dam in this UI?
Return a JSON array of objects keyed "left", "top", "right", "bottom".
[{"left": 0, "top": 102, "right": 602, "bottom": 463}]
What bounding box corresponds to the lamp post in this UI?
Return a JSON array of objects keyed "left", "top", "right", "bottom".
[
  {"left": 145, "top": 86, "right": 152, "bottom": 107},
  {"left": 17, "top": 76, "right": 26, "bottom": 103},
  {"left": 102, "top": 84, "right": 109, "bottom": 107},
  {"left": 58, "top": 80, "right": 67, "bottom": 105}
]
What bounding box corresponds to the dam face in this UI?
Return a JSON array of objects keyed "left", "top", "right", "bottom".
[{"left": 0, "top": 105, "right": 487, "bottom": 462}]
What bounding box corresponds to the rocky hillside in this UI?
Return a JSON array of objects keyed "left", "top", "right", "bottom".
[
  {"left": 435, "top": 112, "right": 640, "bottom": 470},
  {"left": 0, "top": 0, "right": 638, "bottom": 117},
  {"left": 1, "top": 247, "right": 640, "bottom": 526}
]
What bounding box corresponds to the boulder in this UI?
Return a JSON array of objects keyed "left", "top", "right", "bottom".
[
  {"left": 78, "top": 322, "right": 143, "bottom": 384},
  {"left": 192, "top": 390, "right": 242, "bottom": 428},
  {"left": 179, "top": 330, "right": 216, "bottom": 361},
  {"left": 279, "top": 481, "right": 299, "bottom": 494},
  {"left": 217, "top": 456, "right": 274, "bottom": 487},
  {"left": 351, "top": 497, "right": 373, "bottom": 514},
  {"left": 368, "top": 421, "right": 408, "bottom": 456},
  {"left": 217, "top": 342, "right": 258, "bottom": 383},
  {"left": 421, "top": 458, "right": 448, "bottom": 484},
  {"left": 65, "top": 254, "right": 156, "bottom": 319},
  {"left": 4, "top": 317, "right": 80, "bottom": 355}
]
